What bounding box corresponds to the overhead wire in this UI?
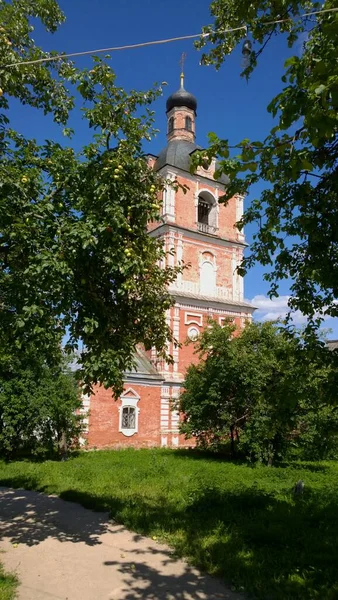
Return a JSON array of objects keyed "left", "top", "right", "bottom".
[{"left": 3, "top": 6, "right": 338, "bottom": 69}]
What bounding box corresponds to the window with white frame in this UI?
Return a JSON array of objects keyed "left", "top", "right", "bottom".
[
  {"left": 119, "top": 390, "right": 140, "bottom": 437},
  {"left": 122, "top": 406, "right": 136, "bottom": 429}
]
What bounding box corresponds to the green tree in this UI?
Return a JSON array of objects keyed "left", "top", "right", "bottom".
[
  {"left": 0, "top": 356, "right": 83, "bottom": 458},
  {"left": 178, "top": 320, "right": 338, "bottom": 462},
  {"left": 0, "top": 0, "right": 180, "bottom": 395},
  {"left": 196, "top": 0, "right": 338, "bottom": 326}
]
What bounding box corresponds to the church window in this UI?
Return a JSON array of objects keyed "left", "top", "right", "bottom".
[
  {"left": 198, "top": 198, "right": 211, "bottom": 225},
  {"left": 168, "top": 117, "right": 174, "bottom": 133},
  {"left": 119, "top": 389, "right": 140, "bottom": 436},
  {"left": 122, "top": 406, "right": 136, "bottom": 429},
  {"left": 197, "top": 191, "right": 218, "bottom": 233},
  {"left": 185, "top": 116, "right": 192, "bottom": 131}
]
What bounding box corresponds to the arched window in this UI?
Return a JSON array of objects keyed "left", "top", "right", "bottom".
[
  {"left": 185, "top": 116, "right": 192, "bottom": 131},
  {"left": 119, "top": 388, "right": 140, "bottom": 437},
  {"left": 122, "top": 406, "right": 136, "bottom": 429},
  {"left": 197, "top": 191, "right": 217, "bottom": 233},
  {"left": 198, "top": 198, "right": 211, "bottom": 225},
  {"left": 200, "top": 261, "right": 216, "bottom": 295},
  {"left": 168, "top": 117, "right": 174, "bottom": 134}
]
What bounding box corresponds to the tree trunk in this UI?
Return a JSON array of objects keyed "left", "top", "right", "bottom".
[{"left": 230, "top": 424, "right": 236, "bottom": 459}]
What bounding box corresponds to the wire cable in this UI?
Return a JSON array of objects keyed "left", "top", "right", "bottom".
[{"left": 3, "top": 6, "right": 338, "bottom": 69}]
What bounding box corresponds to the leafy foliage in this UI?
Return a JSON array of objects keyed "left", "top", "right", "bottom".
[
  {"left": 0, "top": 0, "right": 179, "bottom": 395},
  {"left": 196, "top": 0, "right": 338, "bottom": 325},
  {"left": 0, "top": 356, "right": 83, "bottom": 458},
  {"left": 178, "top": 320, "right": 338, "bottom": 462}
]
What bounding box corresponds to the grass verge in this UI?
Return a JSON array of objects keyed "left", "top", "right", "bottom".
[
  {"left": 0, "top": 563, "right": 17, "bottom": 600},
  {"left": 0, "top": 449, "right": 337, "bottom": 599}
]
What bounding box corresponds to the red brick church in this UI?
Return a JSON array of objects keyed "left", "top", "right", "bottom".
[{"left": 82, "top": 74, "right": 254, "bottom": 449}]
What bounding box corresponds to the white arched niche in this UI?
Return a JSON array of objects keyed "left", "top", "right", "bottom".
[{"left": 200, "top": 260, "right": 216, "bottom": 295}]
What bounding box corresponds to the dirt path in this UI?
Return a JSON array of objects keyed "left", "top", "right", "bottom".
[{"left": 0, "top": 487, "right": 242, "bottom": 600}]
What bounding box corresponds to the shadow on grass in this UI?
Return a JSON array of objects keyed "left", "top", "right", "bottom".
[
  {"left": 66, "top": 486, "right": 338, "bottom": 599},
  {"left": 173, "top": 448, "right": 248, "bottom": 465},
  {"left": 1, "top": 473, "right": 338, "bottom": 599}
]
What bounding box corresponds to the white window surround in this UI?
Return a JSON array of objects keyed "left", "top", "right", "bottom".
[
  {"left": 185, "top": 312, "right": 203, "bottom": 326},
  {"left": 119, "top": 388, "right": 140, "bottom": 437}
]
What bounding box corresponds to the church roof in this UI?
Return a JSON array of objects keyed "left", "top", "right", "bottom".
[
  {"left": 166, "top": 85, "right": 197, "bottom": 114},
  {"left": 154, "top": 140, "right": 229, "bottom": 185},
  {"left": 155, "top": 139, "right": 201, "bottom": 172},
  {"left": 124, "top": 348, "right": 163, "bottom": 382}
]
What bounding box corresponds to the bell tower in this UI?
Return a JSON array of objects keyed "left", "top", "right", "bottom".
[{"left": 148, "top": 71, "right": 254, "bottom": 447}]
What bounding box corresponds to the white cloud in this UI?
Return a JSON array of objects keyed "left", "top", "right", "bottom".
[{"left": 250, "top": 294, "right": 329, "bottom": 326}]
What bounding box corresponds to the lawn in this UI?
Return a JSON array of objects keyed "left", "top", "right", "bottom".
[{"left": 0, "top": 449, "right": 337, "bottom": 599}]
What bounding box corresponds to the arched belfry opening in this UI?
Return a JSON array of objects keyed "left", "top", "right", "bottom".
[{"left": 197, "top": 191, "right": 217, "bottom": 234}]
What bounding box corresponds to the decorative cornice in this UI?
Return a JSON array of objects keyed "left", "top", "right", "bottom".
[{"left": 148, "top": 222, "right": 248, "bottom": 249}]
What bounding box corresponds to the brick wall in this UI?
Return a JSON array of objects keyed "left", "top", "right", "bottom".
[{"left": 87, "top": 383, "right": 162, "bottom": 449}]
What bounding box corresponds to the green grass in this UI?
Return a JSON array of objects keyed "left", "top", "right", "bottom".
[
  {"left": 0, "top": 563, "right": 17, "bottom": 600},
  {"left": 0, "top": 449, "right": 338, "bottom": 599}
]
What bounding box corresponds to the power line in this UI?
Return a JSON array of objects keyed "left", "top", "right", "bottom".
[
  {"left": 3, "top": 27, "right": 245, "bottom": 68},
  {"left": 3, "top": 6, "right": 338, "bottom": 69}
]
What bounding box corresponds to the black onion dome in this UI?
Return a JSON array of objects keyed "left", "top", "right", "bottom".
[{"left": 166, "top": 84, "right": 197, "bottom": 114}]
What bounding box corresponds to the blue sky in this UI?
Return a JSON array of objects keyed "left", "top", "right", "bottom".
[{"left": 10, "top": 0, "right": 338, "bottom": 338}]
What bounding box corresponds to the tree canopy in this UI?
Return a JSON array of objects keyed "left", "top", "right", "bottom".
[
  {"left": 196, "top": 0, "right": 338, "bottom": 327},
  {"left": 0, "top": 0, "right": 179, "bottom": 395},
  {"left": 178, "top": 321, "right": 338, "bottom": 462},
  {"left": 0, "top": 353, "right": 83, "bottom": 458}
]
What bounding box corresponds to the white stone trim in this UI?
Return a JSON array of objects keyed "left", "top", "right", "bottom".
[
  {"left": 219, "top": 316, "right": 234, "bottom": 326},
  {"left": 184, "top": 312, "right": 203, "bottom": 326},
  {"left": 235, "top": 194, "right": 245, "bottom": 242},
  {"left": 173, "top": 307, "right": 180, "bottom": 373},
  {"left": 149, "top": 223, "right": 247, "bottom": 250},
  {"left": 163, "top": 172, "right": 176, "bottom": 221},
  {"left": 79, "top": 393, "right": 91, "bottom": 446},
  {"left": 187, "top": 326, "right": 199, "bottom": 340}
]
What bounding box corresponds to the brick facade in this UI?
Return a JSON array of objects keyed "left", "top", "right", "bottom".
[{"left": 86, "top": 77, "right": 254, "bottom": 449}]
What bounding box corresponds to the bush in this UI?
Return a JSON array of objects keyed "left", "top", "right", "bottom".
[{"left": 0, "top": 365, "right": 84, "bottom": 458}]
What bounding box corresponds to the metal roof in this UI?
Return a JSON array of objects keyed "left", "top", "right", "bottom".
[
  {"left": 154, "top": 140, "right": 229, "bottom": 185},
  {"left": 124, "top": 348, "right": 163, "bottom": 381}
]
